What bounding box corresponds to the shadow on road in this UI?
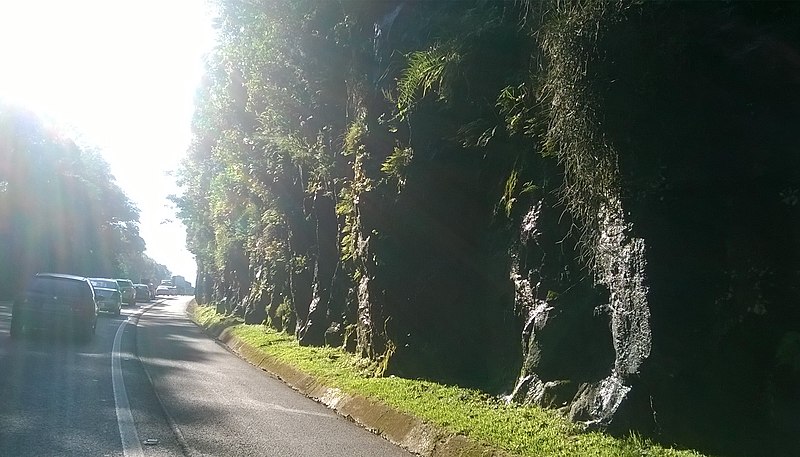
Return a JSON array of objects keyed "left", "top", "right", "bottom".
[{"left": 0, "top": 301, "right": 122, "bottom": 456}]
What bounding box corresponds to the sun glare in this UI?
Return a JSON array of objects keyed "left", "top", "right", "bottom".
[{"left": 0, "top": 0, "right": 217, "bottom": 281}]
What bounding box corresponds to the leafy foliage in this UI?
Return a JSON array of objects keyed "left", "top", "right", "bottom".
[
  {"left": 380, "top": 145, "right": 413, "bottom": 191},
  {"left": 176, "top": 0, "right": 545, "bottom": 368},
  {"left": 396, "top": 43, "right": 462, "bottom": 117}
]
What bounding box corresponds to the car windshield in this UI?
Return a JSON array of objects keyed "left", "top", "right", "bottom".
[{"left": 91, "top": 280, "right": 117, "bottom": 289}]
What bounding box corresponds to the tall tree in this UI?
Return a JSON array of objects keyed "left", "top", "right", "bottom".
[{"left": 0, "top": 102, "right": 170, "bottom": 297}]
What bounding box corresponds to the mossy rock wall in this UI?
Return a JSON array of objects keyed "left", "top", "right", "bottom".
[{"left": 594, "top": 3, "right": 800, "bottom": 456}]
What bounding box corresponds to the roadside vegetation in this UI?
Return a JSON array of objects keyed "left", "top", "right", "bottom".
[
  {"left": 194, "top": 305, "right": 703, "bottom": 457},
  {"left": 178, "top": 1, "right": 800, "bottom": 455}
]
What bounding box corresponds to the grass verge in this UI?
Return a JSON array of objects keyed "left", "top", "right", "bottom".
[{"left": 193, "top": 305, "right": 705, "bottom": 457}]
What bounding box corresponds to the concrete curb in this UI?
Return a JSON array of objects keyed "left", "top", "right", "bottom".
[{"left": 186, "top": 301, "right": 513, "bottom": 457}]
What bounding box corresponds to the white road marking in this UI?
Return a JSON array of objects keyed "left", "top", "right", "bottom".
[{"left": 112, "top": 315, "right": 145, "bottom": 457}]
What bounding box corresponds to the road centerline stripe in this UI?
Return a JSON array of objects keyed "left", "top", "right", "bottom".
[{"left": 113, "top": 314, "right": 145, "bottom": 457}]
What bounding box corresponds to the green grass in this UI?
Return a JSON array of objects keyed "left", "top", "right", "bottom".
[{"left": 193, "top": 305, "right": 705, "bottom": 457}]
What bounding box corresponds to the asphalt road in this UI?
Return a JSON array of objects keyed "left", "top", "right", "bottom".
[{"left": 0, "top": 297, "right": 413, "bottom": 457}]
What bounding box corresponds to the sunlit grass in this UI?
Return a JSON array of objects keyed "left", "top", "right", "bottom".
[
  {"left": 193, "top": 305, "right": 704, "bottom": 457},
  {"left": 194, "top": 304, "right": 243, "bottom": 333}
]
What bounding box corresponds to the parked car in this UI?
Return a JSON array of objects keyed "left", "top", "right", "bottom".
[
  {"left": 134, "top": 284, "right": 151, "bottom": 302},
  {"left": 115, "top": 279, "right": 136, "bottom": 306},
  {"left": 11, "top": 273, "right": 97, "bottom": 340},
  {"left": 89, "top": 278, "right": 122, "bottom": 315}
]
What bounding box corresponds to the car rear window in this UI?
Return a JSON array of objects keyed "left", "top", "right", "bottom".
[
  {"left": 91, "top": 279, "right": 118, "bottom": 289},
  {"left": 28, "top": 277, "right": 90, "bottom": 299},
  {"left": 95, "top": 289, "right": 116, "bottom": 299}
]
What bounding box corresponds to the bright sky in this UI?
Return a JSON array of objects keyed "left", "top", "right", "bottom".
[{"left": 0, "top": 1, "right": 218, "bottom": 283}]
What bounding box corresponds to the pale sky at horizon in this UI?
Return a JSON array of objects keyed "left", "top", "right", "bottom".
[{"left": 0, "top": 1, "right": 219, "bottom": 282}]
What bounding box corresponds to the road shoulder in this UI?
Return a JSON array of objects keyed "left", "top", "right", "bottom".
[{"left": 185, "top": 300, "right": 513, "bottom": 457}]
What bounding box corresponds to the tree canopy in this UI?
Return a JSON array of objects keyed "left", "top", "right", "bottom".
[{"left": 0, "top": 102, "right": 170, "bottom": 297}]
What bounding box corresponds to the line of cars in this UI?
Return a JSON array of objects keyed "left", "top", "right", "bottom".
[{"left": 9, "top": 272, "right": 159, "bottom": 341}]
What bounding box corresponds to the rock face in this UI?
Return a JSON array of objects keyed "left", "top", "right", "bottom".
[
  {"left": 594, "top": 4, "right": 800, "bottom": 456},
  {"left": 506, "top": 4, "right": 800, "bottom": 456},
  {"left": 508, "top": 195, "right": 652, "bottom": 428},
  {"left": 508, "top": 199, "right": 617, "bottom": 416},
  {"left": 375, "top": 142, "right": 522, "bottom": 390},
  {"left": 183, "top": 2, "right": 800, "bottom": 456}
]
